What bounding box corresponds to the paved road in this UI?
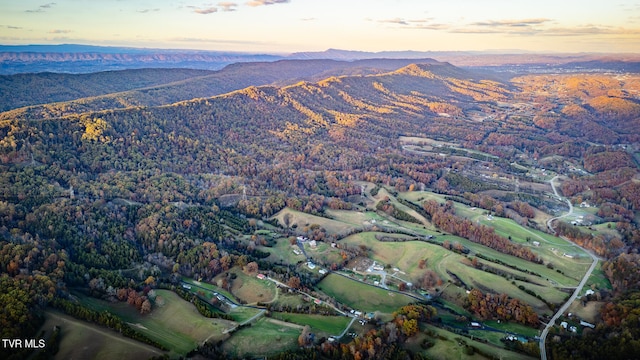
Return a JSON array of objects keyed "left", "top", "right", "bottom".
[{"left": 539, "top": 176, "right": 599, "bottom": 360}]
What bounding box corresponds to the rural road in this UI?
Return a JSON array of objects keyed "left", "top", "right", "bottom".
[{"left": 539, "top": 176, "right": 599, "bottom": 360}]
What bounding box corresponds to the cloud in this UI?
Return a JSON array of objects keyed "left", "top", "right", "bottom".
[
  {"left": 450, "top": 22, "right": 640, "bottom": 37},
  {"left": 6, "top": 25, "right": 23, "bottom": 30},
  {"left": 246, "top": 0, "right": 289, "bottom": 7},
  {"left": 376, "top": 17, "right": 447, "bottom": 30},
  {"left": 48, "top": 29, "right": 72, "bottom": 34},
  {"left": 542, "top": 26, "right": 640, "bottom": 37},
  {"left": 137, "top": 8, "right": 160, "bottom": 13},
  {"left": 25, "top": 2, "right": 56, "bottom": 13},
  {"left": 193, "top": 6, "right": 218, "bottom": 14},
  {"left": 300, "top": 17, "right": 316, "bottom": 21},
  {"left": 379, "top": 18, "right": 410, "bottom": 26},
  {"left": 218, "top": 2, "right": 238, "bottom": 11},
  {"left": 470, "top": 18, "right": 552, "bottom": 27}
]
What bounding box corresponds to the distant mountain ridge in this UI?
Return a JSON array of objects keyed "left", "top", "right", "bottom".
[{"left": 1, "top": 44, "right": 640, "bottom": 75}]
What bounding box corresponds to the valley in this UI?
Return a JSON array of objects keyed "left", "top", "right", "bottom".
[{"left": 1, "top": 56, "right": 639, "bottom": 360}]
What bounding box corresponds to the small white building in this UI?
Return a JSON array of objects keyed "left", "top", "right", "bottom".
[
  {"left": 580, "top": 320, "right": 595, "bottom": 329},
  {"left": 307, "top": 262, "right": 316, "bottom": 270},
  {"left": 533, "top": 241, "right": 540, "bottom": 247},
  {"left": 560, "top": 321, "right": 568, "bottom": 329}
]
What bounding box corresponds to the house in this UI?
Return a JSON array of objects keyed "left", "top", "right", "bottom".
[
  {"left": 533, "top": 241, "right": 540, "bottom": 247},
  {"left": 560, "top": 321, "right": 568, "bottom": 329},
  {"left": 580, "top": 320, "right": 595, "bottom": 328},
  {"left": 309, "top": 240, "right": 317, "bottom": 248},
  {"left": 182, "top": 284, "right": 192, "bottom": 290},
  {"left": 314, "top": 299, "right": 322, "bottom": 305},
  {"left": 318, "top": 269, "right": 327, "bottom": 275},
  {"left": 585, "top": 289, "right": 595, "bottom": 296},
  {"left": 372, "top": 264, "right": 384, "bottom": 271},
  {"left": 307, "top": 262, "right": 316, "bottom": 270},
  {"left": 570, "top": 326, "right": 577, "bottom": 333},
  {"left": 373, "top": 281, "right": 380, "bottom": 286},
  {"left": 257, "top": 274, "right": 266, "bottom": 280},
  {"left": 470, "top": 322, "right": 481, "bottom": 328}
]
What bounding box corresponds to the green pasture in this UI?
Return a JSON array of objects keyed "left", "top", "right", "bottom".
[
  {"left": 304, "top": 240, "right": 344, "bottom": 266},
  {"left": 584, "top": 263, "right": 612, "bottom": 292},
  {"left": 228, "top": 268, "right": 277, "bottom": 304},
  {"left": 78, "top": 289, "right": 232, "bottom": 356},
  {"left": 182, "top": 277, "right": 237, "bottom": 303},
  {"left": 318, "top": 273, "right": 415, "bottom": 313},
  {"left": 229, "top": 306, "right": 264, "bottom": 323},
  {"left": 222, "top": 317, "right": 300, "bottom": 357},
  {"left": 41, "top": 310, "right": 163, "bottom": 360},
  {"left": 271, "top": 312, "right": 351, "bottom": 335},
  {"left": 262, "top": 237, "right": 306, "bottom": 264},
  {"left": 340, "top": 232, "right": 436, "bottom": 280},
  {"left": 418, "top": 325, "right": 536, "bottom": 360},
  {"left": 483, "top": 320, "right": 540, "bottom": 338}
]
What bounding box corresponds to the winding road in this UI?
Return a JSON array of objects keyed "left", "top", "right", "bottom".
[{"left": 539, "top": 176, "right": 600, "bottom": 360}]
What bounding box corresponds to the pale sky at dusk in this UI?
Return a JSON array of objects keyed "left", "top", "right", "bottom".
[{"left": 1, "top": 0, "right": 639, "bottom": 53}]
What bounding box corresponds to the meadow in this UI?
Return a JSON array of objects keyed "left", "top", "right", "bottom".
[
  {"left": 221, "top": 317, "right": 300, "bottom": 357},
  {"left": 317, "top": 273, "right": 415, "bottom": 313},
  {"left": 78, "top": 289, "right": 232, "bottom": 356},
  {"left": 39, "top": 310, "right": 163, "bottom": 360}
]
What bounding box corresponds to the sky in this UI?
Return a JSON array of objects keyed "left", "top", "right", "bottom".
[{"left": 1, "top": 0, "right": 640, "bottom": 53}]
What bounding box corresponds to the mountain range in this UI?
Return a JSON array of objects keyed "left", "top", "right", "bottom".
[{"left": 2, "top": 44, "right": 640, "bottom": 75}]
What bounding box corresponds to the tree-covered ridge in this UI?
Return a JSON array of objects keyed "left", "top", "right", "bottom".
[
  {"left": 0, "top": 68, "right": 213, "bottom": 112},
  {"left": 0, "top": 58, "right": 440, "bottom": 122}
]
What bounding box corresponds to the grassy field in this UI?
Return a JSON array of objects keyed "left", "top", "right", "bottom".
[
  {"left": 413, "top": 324, "right": 536, "bottom": 360},
  {"left": 304, "top": 240, "right": 344, "bottom": 266},
  {"left": 272, "top": 207, "right": 355, "bottom": 235},
  {"left": 221, "top": 317, "right": 300, "bottom": 357},
  {"left": 271, "top": 312, "right": 351, "bottom": 336},
  {"left": 399, "top": 189, "right": 592, "bottom": 285},
  {"left": 78, "top": 289, "right": 232, "bottom": 356},
  {"left": 317, "top": 273, "right": 415, "bottom": 313},
  {"left": 229, "top": 268, "right": 277, "bottom": 304},
  {"left": 182, "top": 277, "right": 237, "bottom": 303},
  {"left": 228, "top": 306, "right": 264, "bottom": 323},
  {"left": 40, "top": 310, "right": 164, "bottom": 360},
  {"left": 341, "top": 231, "right": 446, "bottom": 281},
  {"left": 261, "top": 237, "right": 307, "bottom": 264},
  {"left": 341, "top": 231, "right": 561, "bottom": 315}
]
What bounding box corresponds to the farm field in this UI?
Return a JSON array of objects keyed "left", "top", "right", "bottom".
[
  {"left": 39, "top": 310, "right": 164, "bottom": 360},
  {"left": 412, "top": 324, "right": 536, "bottom": 360},
  {"left": 77, "top": 289, "right": 232, "bottom": 356},
  {"left": 221, "top": 317, "right": 300, "bottom": 357},
  {"left": 272, "top": 207, "right": 355, "bottom": 235},
  {"left": 229, "top": 268, "right": 277, "bottom": 304},
  {"left": 271, "top": 312, "right": 352, "bottom": 336},
  {"left": 317, "top": 273, "right": 415, "bottom": 313},
  {"left": 262, "top": 237, "right": 307, "bottom": 264}
]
